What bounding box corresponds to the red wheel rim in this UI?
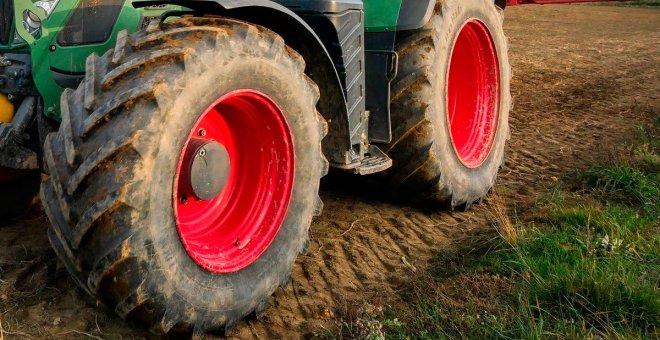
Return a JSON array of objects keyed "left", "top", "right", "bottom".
[
  {"left": 447, "top": 19, "right": 500, "bottom": 168},
  {"left": 174, "top": 90, "right": 295, "bottom": 273}
]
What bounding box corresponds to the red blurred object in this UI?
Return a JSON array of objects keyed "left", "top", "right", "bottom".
[
  {"left": 0, "top": 167, "right": 27, "bottom": 183},
  {"left": 508, "top": 0, "right": 620, "bottom": 5}
]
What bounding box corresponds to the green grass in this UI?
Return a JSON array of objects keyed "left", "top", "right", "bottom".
[
  {"left": 490, "top": 202, "right": 659, "bottom": 338},
  {"left": 341, "top": 123, "right": 659, "bottom": 340}
]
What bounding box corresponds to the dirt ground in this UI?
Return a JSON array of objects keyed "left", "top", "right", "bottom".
[{"left": 1, "top": 4, "right": 658, "bottom": 339}]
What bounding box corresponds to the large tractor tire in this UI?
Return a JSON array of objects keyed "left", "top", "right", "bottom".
[
  {"left": 41, "top": 18, "right": 327, "bottom": 335},
  {"left": 384, "top": 0, "right": 512, "bottom": 207},
  {"left": 0, "top": 169, "right": 39, "bottom": 218}
]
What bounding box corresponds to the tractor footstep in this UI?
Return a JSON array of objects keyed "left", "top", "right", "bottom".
[{"left": 335, "top": 145, "right": 392, "bottom": 176}]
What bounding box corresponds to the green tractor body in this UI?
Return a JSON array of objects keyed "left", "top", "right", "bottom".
[
  {"left": 4, "top": 0, "right": 409, "bottom": 120},
  {"left": 4, "top": 1, "right": 175, "bottom": 119}
]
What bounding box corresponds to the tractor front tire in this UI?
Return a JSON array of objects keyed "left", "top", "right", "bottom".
[
  {"left": 41, "top": 18, "right": 327, "bottom": 335},
  {"left": 384, "top": 0, "right": 512, "bottom": 207}
]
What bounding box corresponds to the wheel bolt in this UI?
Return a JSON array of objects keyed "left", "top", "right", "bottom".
[
  {"left": 197, "top": 129, "right": 206, "bottom": 137},
  {"left": 180, "top": 195, "right": 188, "bottom": 204}
]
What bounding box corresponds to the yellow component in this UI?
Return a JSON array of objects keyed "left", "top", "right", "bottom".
[{"left": 0, "top": 93, "right": 15, "bottom": 123}]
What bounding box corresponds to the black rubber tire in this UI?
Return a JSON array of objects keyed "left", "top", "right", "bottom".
[
  {"left": 383, "top": 0, "right": 512, "bottom": 208},
  {"left": 0, "top": 170, "right": 40, "bottom": 218},
  {"left": 41, "top": 18, "right": 327, "bottom": 335}
]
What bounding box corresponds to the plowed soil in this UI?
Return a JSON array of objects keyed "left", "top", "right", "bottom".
[{"left": 1, "top": 5, "right": 658, "bottom": 339}]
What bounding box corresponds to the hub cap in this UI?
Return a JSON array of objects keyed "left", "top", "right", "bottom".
[
  {"left": 174, "top": 90, "right": 295, "bottom": 273},
  {"left": 447, "top": 19, "right": 500, "bottom": 168}
]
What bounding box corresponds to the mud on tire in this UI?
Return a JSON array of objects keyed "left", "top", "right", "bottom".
[
  {"left": 41, "top": 18, "right": 327, "bottom": 335},
  {"left": 383, "top": 0, "right": 512, "bottom": 207}
]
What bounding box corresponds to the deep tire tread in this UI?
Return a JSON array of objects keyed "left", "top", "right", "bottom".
[
  {"left": 67, "top": 132, "right": 141, "bottom": 194},
  {"left": 102, "top": 48, "right": 187, "bottom": 87},
  {"left": 70, "top": 191, "right": 123, "bottom": 248},
  {"left": 81, "top": 82, "right": 158, "bottom": 136}
]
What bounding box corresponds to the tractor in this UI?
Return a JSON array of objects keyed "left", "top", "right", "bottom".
[{"left": 0, "top": 0, "right": 614, "bottom": 335}]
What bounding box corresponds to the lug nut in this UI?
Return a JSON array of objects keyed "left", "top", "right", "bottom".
[{"left": 197, "top": 129, "right": 206, "bottom": 137}]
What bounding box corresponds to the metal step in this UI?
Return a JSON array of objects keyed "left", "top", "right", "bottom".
[{"left": 333, "top": 145, "right": 392, "bottom": 175}]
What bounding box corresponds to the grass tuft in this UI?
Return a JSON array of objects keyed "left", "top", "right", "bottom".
[
  {"left": 489, "top": 193, "right": 520, "bottom": 246},
  {"left": 569, "top": 164, "right": 659, "bottom": 210}
]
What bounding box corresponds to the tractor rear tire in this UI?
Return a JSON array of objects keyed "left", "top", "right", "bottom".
[
  {"left": 41, "top": 18, "right": 327, "bottom": 335},
  {"left": 384, "top": 0, "right": 512, "bottom": 207}
]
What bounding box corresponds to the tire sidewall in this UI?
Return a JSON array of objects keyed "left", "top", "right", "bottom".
[
  {"left": 430, "top": 0, "right": 510, "bottom": 204},
  {"left": 145, "top": 52, "right": 320, "bottom": 315}
]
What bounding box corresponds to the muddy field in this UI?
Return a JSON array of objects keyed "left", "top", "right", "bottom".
[{"left": 1, "top": 4, "right": 658, "bottom": 339}]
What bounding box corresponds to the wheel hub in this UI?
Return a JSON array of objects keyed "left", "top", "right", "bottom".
[{"left": 180, "top": 139, "right": 230, "bottom": 201}]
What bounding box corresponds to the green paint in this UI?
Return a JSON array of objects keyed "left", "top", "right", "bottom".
[
  {"left": 363, "top": 0, "right": 404, "bottom": 32},
  {"left": 0, "top": 0, "right": 404, "bottom": 120},
  {"left": 3, "top": 0, "right": 175, "bottom": 120}
]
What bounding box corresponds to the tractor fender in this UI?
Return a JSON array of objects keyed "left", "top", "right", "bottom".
[
  {"left": 397, "top": 0, "right": 506, "bottom": 31},
  {"left": 134, "top": 0, "right": 353, "bottom": 165},
  {"left": 397, "top": 0, "right": 435, "bottom": 31}
]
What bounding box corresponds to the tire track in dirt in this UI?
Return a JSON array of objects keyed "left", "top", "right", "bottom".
[{"left": 0, "top": 5, "right": 657, "bottom": 339}]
